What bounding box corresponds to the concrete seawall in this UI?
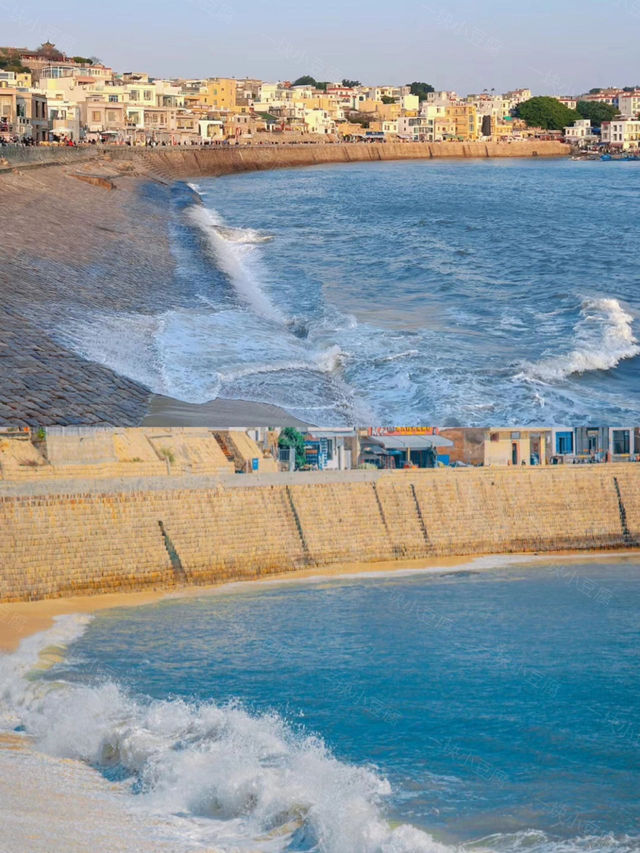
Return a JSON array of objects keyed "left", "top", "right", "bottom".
[
  {"left": 2, "top": 465, "right": 638, "bottom": 602},
  {"left": 2, "top": 140, "right": 570, "bottom": 178},
  {"left": 105, "top": 140, "right": 571, "bottom": 180}
]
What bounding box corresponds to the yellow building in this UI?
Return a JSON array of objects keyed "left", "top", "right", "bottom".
[
  {"left": 445, "top": 103, "right": 479, "bottom": 140},
  {"left": 484, "top": 429, "right": 550, "bottom": 467},
  {"left": 203, "top": 77, "right": 237, "bottom": 111}
]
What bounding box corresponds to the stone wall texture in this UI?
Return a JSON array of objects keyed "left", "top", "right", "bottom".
[
  {"left": 104, "top": 140, "right": 570, "bottom": 181},
  {"left": 1, "top": 465, "right": 637, "bottom": 602}
]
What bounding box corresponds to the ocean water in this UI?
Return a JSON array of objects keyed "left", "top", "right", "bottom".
[
  {"left": 58, "top": 158, "right": 640, "bottom": 423},
  {"left": 3, "top": 559, "right": 640, "bottom": 852}
]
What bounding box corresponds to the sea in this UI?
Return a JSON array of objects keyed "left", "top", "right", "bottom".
[
  {"left": 57, "top": 158, "right": 640, "bottom": 425},
  {"left": 2, "top": 558, "right": 639, "bottom": 852}
]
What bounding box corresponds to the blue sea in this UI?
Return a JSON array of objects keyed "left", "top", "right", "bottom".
[
  {"left": 4, "top": 558, "right": 640, "bottom": 851},
  {"left": 58, "top": 158, "right": 640, "bottom": 425}
]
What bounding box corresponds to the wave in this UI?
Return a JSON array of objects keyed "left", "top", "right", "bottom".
[
  {"left": 1, "top": 619, "right": 448, "bottom": 853},
  {"left": 212, "top": 224, "right": 275, "bottom": 244},
  {"left": 3, "top": 621, "right": 638, "bottom": 852},
  {"left": 519, "top": 298, "right": 639, "bottom": 383},
  {"left": 187, "top": 203, "right": 285, "bottom": 324}
]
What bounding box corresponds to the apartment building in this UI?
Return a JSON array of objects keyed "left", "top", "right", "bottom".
[
  {"left": 618, "top": 92, "right": 640, "bottom": 117},
  {"left": 601, "top": 117, "right": 640, "bottom": 149},
  {"left": 203, "top": 77, "right": 237, "bottom": 110},
  {"left": 445, "top": 103, "right": 479, "bottom": 140}
]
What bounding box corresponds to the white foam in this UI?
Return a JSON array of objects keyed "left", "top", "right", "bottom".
[
  {"left": 188, "top": 204, "right": 285, "bottom": 324},
  {"left": 1, "top": 622, "right": 450, "bottom": 853},
  {"left": 519, "top": 298, "right": 639, "bottom": 383}
]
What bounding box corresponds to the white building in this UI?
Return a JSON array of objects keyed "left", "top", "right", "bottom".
[
  {"left": 601, "top": 118, "right": 640, "bottom": 149},
  {"left": 618, "top": 93, "right": 640, "bottom": 117},
  {"left": 564, "top": 118, "right": 596, "bottom": 146}
]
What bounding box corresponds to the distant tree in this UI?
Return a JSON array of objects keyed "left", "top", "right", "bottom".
[
  {"left": 292, "top": 75, "right": 317, "bottom": 87},
  {"left": 347, "top": 111, "right": 372, "bottom": 127},
  {"left": 72, "top": 55, "right": 93, "bottom": 65},
  {"left": 408, "top": 81, "right": 435, "bottom": 101},
  {"left": 576, "top": 100, "right": 619, "bottom": 127},
  {"left": 278, "top": 427, "right": 307, "bottom": 469},
  {"left": 0, "top": 49, "right": 29, "bottom": 74},
  {"left": 588, "top": 87, "right": 602, "bottom": 94},
  {"left": 515, "top": 96, "right": 580, "bottom": 130},
  {"left": 316, "top": 81, "right": 329, "bottom": 91},
  {"left": 381, "top": 95, "right": 397, "bottom": 104},
  {"left": 89, "top": 56, "right": 102, "bottom": 66},
  {"left": 341, "top": 78, "right": 360, "bottom": 88},
  {"left": 36, "top": 41, "right": 64, "bottom": 60}
]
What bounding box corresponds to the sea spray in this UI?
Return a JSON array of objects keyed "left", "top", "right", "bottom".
[
  {"left": 187, "top": 204, "right": 285, "bottom": 324},
  {"left": 0, "top": 621, "right": 449, "bottom": 853},
  {"left": 519, "top": 298, "right": 639, "bottom": 383}
]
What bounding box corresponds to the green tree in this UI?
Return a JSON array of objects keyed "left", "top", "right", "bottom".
[
  {"left": 381, "top": 95, "right": 397, "bottom": 104},
  {"left": 588, "top": 88, "right": 602, "bottom": 94},
  {"left": 292, "top": 75, "right": 317, "bottom": 87},
  {"left": 0, "top": 48, "right": 29, "bottom": 73},
  {"left": 72, "top": 55, "right": 93, "bottom": 65},
  {"left": 408, "top": 81, "right": 435, "bottom": 101},
  {"left": 316, "top": 81, "right": 329, "bottom": 91},
  {"left": 341, "top": 78, "right": 360, "bottom": 88},
  {"left": 278, "top": 427, "right": 307, "bottom": 469},
  {"left": 576, "top": 100, "right": 619, "bottom": 127},
  {"left": 514, "top": 96, "right": 580, "bottom": 130}
]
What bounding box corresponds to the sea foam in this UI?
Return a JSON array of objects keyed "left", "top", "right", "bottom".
[
  {"left": 520, "top": 298, "right": 639, "bottom": 383},
  {"left": 0, "top": 620, "right": 448, "bottom": 853}
]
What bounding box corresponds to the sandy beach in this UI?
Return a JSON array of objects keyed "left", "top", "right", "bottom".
[{"left": 2, "top": 548, "right": 638, "bottom": 654}]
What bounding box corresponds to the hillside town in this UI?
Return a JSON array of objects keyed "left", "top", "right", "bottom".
[{"left": 1, "top": 42, "right": 640, "bottom": 149}]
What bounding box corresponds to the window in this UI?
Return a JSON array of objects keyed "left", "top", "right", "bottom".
[
  {"left": 92, "top": 110, "right": 101, "bottom": 121},
  {"left": 144, "top": 90, "right": 152, "bottom": 101},
  {"left": 556, "top": 431, "right": 573, "bottom": 455},
  {"left": 612, "top": 430, "right": 630, "bottom": 455},
  {"left": 109, "top": 94, "right": 118, "bottom": 102}
]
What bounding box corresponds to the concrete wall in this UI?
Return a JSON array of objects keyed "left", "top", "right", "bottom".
[
  {"left": 1, "top": 465, "right": 637, "bottom": 602},
  {"left": 1, "top": 140, "right": 569, "bottom": 176},
  {"left": 105, "top": 140, "right": 570, "bottom": 181}
]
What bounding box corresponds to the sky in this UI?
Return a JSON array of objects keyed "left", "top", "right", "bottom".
[{"left": 4, "top": 0, "right": 640, "bottom": 95}]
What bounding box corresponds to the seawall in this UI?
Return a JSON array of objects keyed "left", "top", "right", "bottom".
[
  {"left": 106, "top": 140, "right": 571, "bottom": 180},
  {"left": 2, "top": 140, "right": 570, "bottom": 179},
  {"left": 1, "top": 465, "right": 638, "bottom": 602}
]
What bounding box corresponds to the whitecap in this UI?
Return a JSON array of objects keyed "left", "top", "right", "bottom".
[{"left": 517, "top": 298, "right": 639, "bottom": 383}]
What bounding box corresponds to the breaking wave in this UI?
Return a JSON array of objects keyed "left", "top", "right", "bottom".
[
  {"left": 519, "top": 298, "right": 639, "bottom": 383},
  {"left": 0, "top": 619, "right": 448, "bottom": 853},
  {"left": 187, "top": 203, "right": 285, "bottom": 324}
]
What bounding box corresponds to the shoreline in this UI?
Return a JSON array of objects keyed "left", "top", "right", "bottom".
[
  {"left": 1, "top": 143, "right": 569, "bottom": 428},
  {"left": 2, "top": 548, "right": 638, "bottom": 653}
]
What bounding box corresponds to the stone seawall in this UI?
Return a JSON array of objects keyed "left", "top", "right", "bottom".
[
  {"left": 104, "top": 140, "right": 570, "bottom": 181},
  {"left": 1, "top": 140, "right": 570, "bottom": 178},
  {"left": 1, "top": 466, "right": 637, "bottom": 602}
]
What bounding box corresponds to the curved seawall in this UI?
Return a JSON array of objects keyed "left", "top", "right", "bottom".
[
  {"left": 106, "top": 140, "right": 570, "bottom": 180},
  {"left": 1, "top": 465, "right": 638, "bottom": 602},
  {"left": 2, "top": 140, "right": 570, "bottom": 178}
]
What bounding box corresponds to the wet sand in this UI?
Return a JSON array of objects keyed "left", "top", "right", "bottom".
[
  {"left": 143, "top": 393, "right": 311, "bottom": 428},
  {"left": 0, "top": 735, "right": 177, "bottom": 853}
]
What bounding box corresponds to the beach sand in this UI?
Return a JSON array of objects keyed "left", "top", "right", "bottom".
[
  {"left": 0, "top": 735, "right": 178, "bottom": 853},
  {"left": 144, "top": 393, "right": 311, "bottom": 428},
  {"left": 2, "top": 549, "right": 638, "bottom": 654}
]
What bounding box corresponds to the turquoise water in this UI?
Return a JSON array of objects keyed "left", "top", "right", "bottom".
[
  {"left": 26, "top": 559, "right": 640, "bottom": 851},
  {"left": 59, "top": 158, "right": 640, "bottom": 425}
]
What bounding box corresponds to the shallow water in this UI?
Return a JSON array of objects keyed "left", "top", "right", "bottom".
[
  {"left": 57, "top": 159, "right": 640, "bottom": 425},
  {"left": 4, "top": 559, "right": 639, "bottom": 852}
]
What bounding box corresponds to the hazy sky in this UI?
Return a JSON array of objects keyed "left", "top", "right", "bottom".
[{"left": 5, "top": 0, "right": 640, "bottom": 94}]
